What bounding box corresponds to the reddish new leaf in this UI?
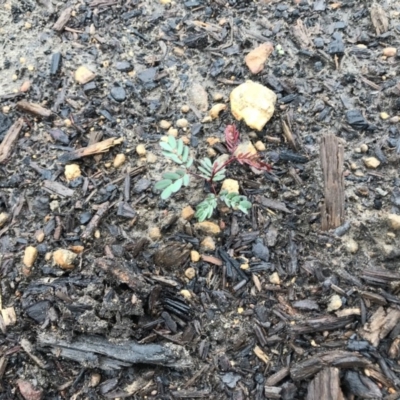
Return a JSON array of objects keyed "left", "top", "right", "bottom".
[
  {"left": 235, "top": 152, "right": 272, "bottom": 172},
  {"left": 225, "top": 125, "right": 240, "bottom": 153}
]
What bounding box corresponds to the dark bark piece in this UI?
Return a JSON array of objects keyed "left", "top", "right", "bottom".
[
  {"left": 264, "top": 386, "right": 282, "bottom": 399},
  {"left": 344, "top": 371, "right": 382, "bottom": 399},
  {"left": 306, "top": 368, "right": 344, "bottom": 400},
  {"left": 38, "top": 333, "right": 192, "bottom": 370},
  {"left": 52, "top": 7, "right": 72, "bottom": 31},
  {"left": 265, "top": 367, "right": 290, "bottom": 386},
  {"left": 259, "top": 197, "right": 291, "bottom": 213},
  {"left": 95, "top": 258, "right": 149, "bottom": 295},
  {"left": 370, "top": 3, "right": 388, "bottom": 35},
  {"left": 360, "top": 306, "right": 400, "bottom": 347},
  {"left": 0, "top": 118, "right": 24, "bottom": 164},
  {"left": 43, "top": 180, "right": 74, "bottom": 197},
  {"left": 290, "top": 315, "right": 354, "bottom": 335},
  {"left": 16, "top": 101, "right": 52, "bottom": 118},
  {"left": 81, "top": 202, "right": 109, "bottom": 240},
  {"left": 320, "top": 134, "right": 344, "bottom": 230},
  {"left": 290, "top": 351, "right": 372, "bottom": 381},
  {"left": 154, "top": 242, "right": 190, "bottom": 270}
]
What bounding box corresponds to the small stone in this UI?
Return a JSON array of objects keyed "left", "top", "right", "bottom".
[
  {"left": 190, "top": 250, "right": 200, "bottom": 262},
  {"left": 206, "top": 137, "right": 220, "bottom": 146},
  {"left": 350, "top": 163, "right": 357, "bottom": 171},
  {"left": 35, "top": 230, "right": 45, "bottom": 243},
  {"left": 327, "top": 294, "right": 342, "bottom": 312},
  {"left": 149, "top": 227, "right": 162, "bottom": 241},
  {"left": 113, "top": 154, "right": 126, "bottom": 168},
  {"left": 24, "top": 22, "right": 32, "bottom": 29},
  {"left": 213, "top": 93, "right": 224, "bottom": 101},
  {"left": 185, "top": 267, "right": 196, "bottom": 279},
  {"left": 200, "top": 236, "right": 216, "bottom": 251},
  {"left": 269, "top": 272, "right": 280, "bottom": 285},
  {"left": 133, "top": 178, "right": 151, "bottom": 194},
  {"left": 195, "top": 221, "right": 221, "bottom": 236},
  {"left": 0, "top": 212, "right": 9, "bottom": 228},
  {"left": 2, "top": 307, "right": 16, "bottom": 326},
  {"left": 207, "top": 147, "right": 217, "bottom": 157},
  {"left": 382, "top": 47, "right": 397, "bottom": 57},
  {"left": 53, "top": 249, "right": 77, "bottom": 270},
  {"left": 255, "top": 141, "right": 266, "bottom": 151},
  {"left": 89, "top": 373, "right": 101, "bottom": 388},
  {"left": 146, "top": 152, "right": 157, "bottom": 163},
  {"left": 160, "top": 0, "right": 171, "bottom": 4},
  {"left": 65, "top": 164, "right": 81, "bottom": 182},
  {"left": 363, "top": 157, "right": 380, "bottom": 169},
  {"left": 360, "top": 144, "right": 368, "bottom": 153},
  {"left": 234, "top": 141, "right": 257, "bottom": 157},
  {"left": 209, "top": 103, "right": 227, "bottom": 119},
  {"left": 20, "top": 80, "right": 31, "bottom": 92},
  {"left": 245, "top": 42, "right": 274, "bottom": 74},
  {"left": 159, "top": 120, "right": 172, "bottom": 130},
  {"left": 110, "top": 86, "right": 126, "bottom": 102},
  {"left": 230, "top": 80, "right": 277, "bottom": 131},
  {"left": 180, "top": 289, "right": 191, "bottom": 299},
  {"left": 380, "top": 112, "right": 390, "bottom": 120},
  {"left": 388, "top": 214, "right": 400, "bottom": 230},
  {"left": 181, "top": 206, "right": 195, "bottom": 221},
  {"left": 237, "top": 307, "right": 244, "bottom": 314},
  {"left": 115, "top": 61, "right": 133, "bottom": 72},
  {"left": 389, "top": 116, "right": 399, "bottom": 124},
  {"left": 50, "top": 200, "right": 60, "bottom": 212},
  {"left": 346, "top": 238, "right": 359, "bottom": 254},
  {"left": 75, "top": 66, "right": 95, "bottom": 84},
  {"left": 136, "top": 144, "right": 146, "bottom": 156},
  {"left": 168, "top": 127, "right": 178, "bottom": 137},
  {"left": 23, "top": 246, "right": 38, "bottom": 268},
  {"left": 221, "top": 179, "right": 239, "bottom": 194},
  {"left": 181, "top": 105, "right": 190, "bottom": 113},
  {"left": 176, "top": 118, "right": 189, "bottom": 128},
  {"left": 94, "top": 229, "right": 101, "bottom": 239}
]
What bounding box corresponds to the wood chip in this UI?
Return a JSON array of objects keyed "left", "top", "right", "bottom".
[
  {"left": 52, "top": 7, "right": 73, "bottom": 31},
  {"left": 360, "top": 307, "right": 400, "bottom": 347},
  {"left": 320, "top": 134, "right": 344, "bottom": 230},
  {"left": 16, "top": 101, "right": 52, "bottom": 118},
  {"left": 0, "top": 118, "right": 24, "bottom": 164},
  {"left": 306, "top": 368, "right": 344, "bottom": 400},
  {"left": 43, "top": 180, "right": 75, "bottom": 197},
  {"left": 58, "top": 137, "right": 123, "bottom": 163},
  {"left": 254, "top": 345, "right": 269, "bottom": 364}
]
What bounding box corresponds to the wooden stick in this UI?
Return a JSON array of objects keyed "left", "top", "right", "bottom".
[
  {"left": 52, "top": 7, "right": 73, "bottom": 32},
  {"left": 58, "top": 137, "right": 123, "bottom": 163},
  {"left": 0, "top": 118, "right": 24, "bottom": 163},
  {"left": 320, "top": 134, "right": 344, "bottom": 230},
  {"left": 16, "top": 101, "right": 52, "bottom": 118}
]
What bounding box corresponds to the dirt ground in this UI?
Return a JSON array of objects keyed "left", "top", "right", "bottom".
[{"left": 1, "top": 0, "right": 400, "bottom": 399}]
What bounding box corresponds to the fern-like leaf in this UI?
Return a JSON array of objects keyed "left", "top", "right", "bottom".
[
  {"left": 235, "top": 152, "right": 272, "bottom": 172},
  {"left": 225, "top": 124, "right": 240, "bottom": 153}
]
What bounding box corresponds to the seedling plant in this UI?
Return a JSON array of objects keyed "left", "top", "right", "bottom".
[{"left": 154, "top": 125, "right": 271, "bottom": 221}]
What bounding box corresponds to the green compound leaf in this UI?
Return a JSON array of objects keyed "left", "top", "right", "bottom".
[
  {"left": 195, "top": 194, "right": 218, "bottom": 222},
  {"left": 200, "top": 158, "right": 213, "bottom": 172},
  {"left": 183, "top": 174, "right": 190, "bottom": 186},
  {"left": 170, "top": 178, "right": 183, "bottom": 193},
  {"left": 168, "top": 135, "right": 177, "bottom": 149},
  {"left": 161, "top": 186, "right": 173, "bottom": 200},
  {"left": 177, "top": 139, "right": 183, "bottom": 156},
  {"left": 176, "top": 169, "right": 185, "bottom": 177},
  {"left": 162, "top": 172, "right": 180, "bottom": 180},
  {"left": 159, "top": 141, "right": 173, "bottom": 152},
  {"left": 186, "top": 157, "right": 194, "bottom": 168},
  {"left": 154, "top": 179, "right": 172, "bottom": 190},
  {"left": 198, "top": 166, "right": 212, "bottom": 178},
  {"left": 182, "top": 145, "right": 189, "bottom": 162},
  {"left": 212, "top": 172, "right": 226, "bottom": 182},
  {"left": 163, "top": 152, "right": 183, "bottom": 164}
]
